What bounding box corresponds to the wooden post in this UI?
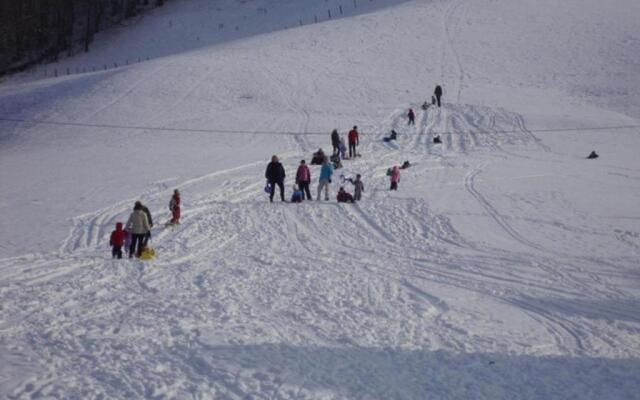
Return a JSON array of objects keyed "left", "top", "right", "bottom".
[
  {"left": 339, "top": 5, "right": 343, "bottom": 14},
  {"left": 328, "top": 9, "right": 331, "bottom": 19}
]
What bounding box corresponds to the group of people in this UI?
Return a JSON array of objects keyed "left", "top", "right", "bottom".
[
  {"left": 109, "top": 189, "right": 181, "bottom": 259},
  {"left": 266, "top": 125, "right": 366, "bottom": 203}
]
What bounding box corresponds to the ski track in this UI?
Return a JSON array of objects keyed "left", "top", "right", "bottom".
[{"left": 2, "top": 78, "right": 639, "bottom": 398}]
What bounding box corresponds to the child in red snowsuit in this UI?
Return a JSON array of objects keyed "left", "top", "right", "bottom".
[
  {"left": 170, "top": 189, "right": 181, "bottom": 224},
  {"left": 110, "top": 222, "right": 126, "bottom": 259}
]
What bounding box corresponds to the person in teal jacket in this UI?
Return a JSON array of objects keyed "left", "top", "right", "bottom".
[{"left": 317, "top": 159, "right": 334, "bottom": 201}]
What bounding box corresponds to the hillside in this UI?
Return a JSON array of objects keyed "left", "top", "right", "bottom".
[{"left": 1, "top": 0, "right": 639, "bottom": 398}]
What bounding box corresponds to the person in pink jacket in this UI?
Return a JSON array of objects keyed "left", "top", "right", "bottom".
[
  {"left": 390, "top": 165, "right": 400, "bottom": 191},
  {"left": 295, "top": 160, "right": 312, "bottom": 200}
]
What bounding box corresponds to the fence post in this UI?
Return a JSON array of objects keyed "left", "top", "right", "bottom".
[
  {"left": 299, "top": 19, "right": 303, "bottom": 26},
  {"left": 314, "top": 15, "right": 318, "bottom": 23},
  {"left": 328, "top": 9, "right": 331, "bottom": 19},
  {"left": 114, "top": 62, "right": 118, "bottom": 68},
  {"left": 339, "top": 5, "right": 343, "bottom": 14},
  {"left": 66, "top": 67, "right": 70, "bottom": 75}
]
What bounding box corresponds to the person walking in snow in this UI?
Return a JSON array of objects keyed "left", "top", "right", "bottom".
[
  {"left": 331, "top": 129, "right": 340, "bottom": 155},
  {"left": 126, "top": 202, "right": 151, "bottom": 258},
  {"left": 348, "top": 125, "right": 359, "bottom": 158},
  {"left": 390, "top": 165, "right": 401, "bottom": 191},
  {"left": 317, "top": 159, "right": 334, "bottom": 201},
  {"left": 169, "top": 189, "right": 181, "bottom": 224},
  {"left": 295, "top": 159, "right": 312, "bottom": 200},
  {"left": 109, "top": 222, "right": 126, "bottom": 259},
  {"left": 408, "top": 108, "right": 415, "bottom": 125},
  {"left": 265, "top": 155, "right": 286, "bottom": 202},
  {"left": 434, "top": 85, "right": 443, "bottom": 108},
  {"left": 132, "top": 201, "right": 153, "bottom": 246}
]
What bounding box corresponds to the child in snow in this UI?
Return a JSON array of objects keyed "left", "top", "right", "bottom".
[
  {"left": 291, "top": 185, "right": 304, "bottom": 203},
  {"left": 350, "top": 174, "right": 364, "bottom": 201},
  {"left": 408, "top": 108, "right": 415, "bottom": 125},
  {"left": 338, "top": 137, "right": 348, "bottom": 160},
  {"left": 336, "top": 187, "right": 355, "bottom": 203},
  {"left": 110, "top": 222, "right": 126, "bottom": 259},
  {"left": 169, "top": 189, "right": 181, "bottom": 224},
  {"left": 390, "top": 165, "right": 401, "bottom": 191},
  {"left": 311, "top": 148, "right": 326, "bottom": 165}
]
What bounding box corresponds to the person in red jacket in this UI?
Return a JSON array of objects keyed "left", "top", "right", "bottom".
[
  {"left": 110, "top": 222, "right": 126, "bottom": 259},
  {"left": 170, "top": 189, "right": 181, "bottom": 224},
  {"left": 348, "top": 125, "right": 359, "bottom": 159},
  {"left": 295, "top": 160, "right": 312, "bottom": 200}
]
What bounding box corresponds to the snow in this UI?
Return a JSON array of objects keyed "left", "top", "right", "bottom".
[{"left": 1, "top": 0, "right": 640, "bottom": 398}]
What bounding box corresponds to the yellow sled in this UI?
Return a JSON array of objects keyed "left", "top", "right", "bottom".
[{"left": 140, "top": 247, "right": 156, "bottom": 260}]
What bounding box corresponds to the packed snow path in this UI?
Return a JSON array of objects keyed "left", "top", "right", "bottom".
[{"left": 1, "top": 0, "right": 640, "bottom": 398}]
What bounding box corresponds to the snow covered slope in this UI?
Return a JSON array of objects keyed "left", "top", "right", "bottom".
[{"left": 1, "top": 0, "right": 639, "bottom": 398}]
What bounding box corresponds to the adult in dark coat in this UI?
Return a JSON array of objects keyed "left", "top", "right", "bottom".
[
  {"left": 265, "top": 155, "right": 286, "bottom": 202},
  {"left": 331, "top": 129, "right": 340, "bottom": 155},
  {"left": 434, "top": 85, "right": 443, "bottom": 107}
]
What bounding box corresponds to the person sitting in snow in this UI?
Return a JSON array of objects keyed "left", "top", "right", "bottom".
[
  {"left": 587, "top": 150, "right": 599, "bottom": 159},
  {"left": 337, "top": 186, "right": 355, "bottom": 203},
  {"left": 290, "top": 185, "right": 304, "bottom": 203},
  {"left": 311, "top": 148, "right": 326, "bottom": 165},
  {"left": 109, "top": 222, "right": 126, "bottom": 259}
]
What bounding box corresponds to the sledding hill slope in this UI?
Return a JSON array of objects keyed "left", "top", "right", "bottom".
[{"left": 1, "top": 0, "right": 640, "bottom": 398}]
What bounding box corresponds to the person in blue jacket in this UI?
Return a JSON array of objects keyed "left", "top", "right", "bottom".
[{"left": 316, "top": 159, "right": 334, "bottom": 201}]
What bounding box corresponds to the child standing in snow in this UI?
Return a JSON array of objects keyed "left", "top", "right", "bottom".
[
  {"left": 408, "top": 108, "right": 415, "bottom": 125},
  {"left": 390, "top": 166, "right": 400, "bottom": 191},
  {"left": 350, "top": 174, "right": 364, "bottom": 201},
  {"left": 169, "top": 189, "right": 181, "bottom": 224},
  {"left": 110, "top": 222, "right": 126, "bottom": 259}
]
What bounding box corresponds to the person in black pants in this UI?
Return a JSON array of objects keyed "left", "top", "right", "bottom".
[
  {"left": 434, "top": 85, "right": 443, "bottom": 107},
  {"left": 331, "top": 129, "right": 340, "bottom": 155},
  {"left": 265, "top": 155, "right": 286, "bottom": 202}
]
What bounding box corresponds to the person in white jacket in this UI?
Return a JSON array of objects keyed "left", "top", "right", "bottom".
[{"left": 126, "top": 202, "right": 151, "bottom": 258}]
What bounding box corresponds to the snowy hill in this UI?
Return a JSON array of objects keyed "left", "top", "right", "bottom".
[{"left": 1, "top": 0, "right": 639, "bottom": 398}]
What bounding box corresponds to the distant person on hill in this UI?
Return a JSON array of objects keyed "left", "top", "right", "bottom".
[
  {"left": 265, "top": 155, "right": 286, "bottom": 202},
  {"left": 331, "top": 129, "right": 340, "bottom": 155},
  {"left": 350, "top": 174, "right": 364, "bottom": 201},
  {"left": 337, "top": 186, "right": 355, "bottom": 203},
  {"left": 296, "top": 160, "right": 312, "bottom": 200},
  {"left": 317, "top": 159, "right": 334, "bottom": 201},
  {"left": 126, "top": 202, "right": 151, "bottom": 258},
  {"left": 348, "top": 125, "right": 359, "bottom": 158},
  {"left": 109, "top": 222, "right": 126, "bottom": 259},
  {"left": 339, "top": 136, "right": 347, "bottom": 160},
  {"left": 169, "top": 189, "right": 181, "bottom": 225},
  {"left": 408, "top": 108, "right": 415, "bottom": 125},
  {"left": 390, "top": 165, "right": 401, "bottom": 191},
  {"left": 434, "top": 85, "right": 443, "bottom": 107},
  {"left": 587, "top": 150, "right": 599, "bottom": 159}
]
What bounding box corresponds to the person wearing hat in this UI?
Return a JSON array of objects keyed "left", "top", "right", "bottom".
[
  {"left": 295, "top": 159, "right": 312, "bottom": 200},
  {"left": 169, "top": 189, "right": 181, "bottom": 224}
]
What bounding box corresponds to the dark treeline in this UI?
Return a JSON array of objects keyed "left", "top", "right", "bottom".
[{"left": 0, "top": 0, "right": 168, "bottom": 76}]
